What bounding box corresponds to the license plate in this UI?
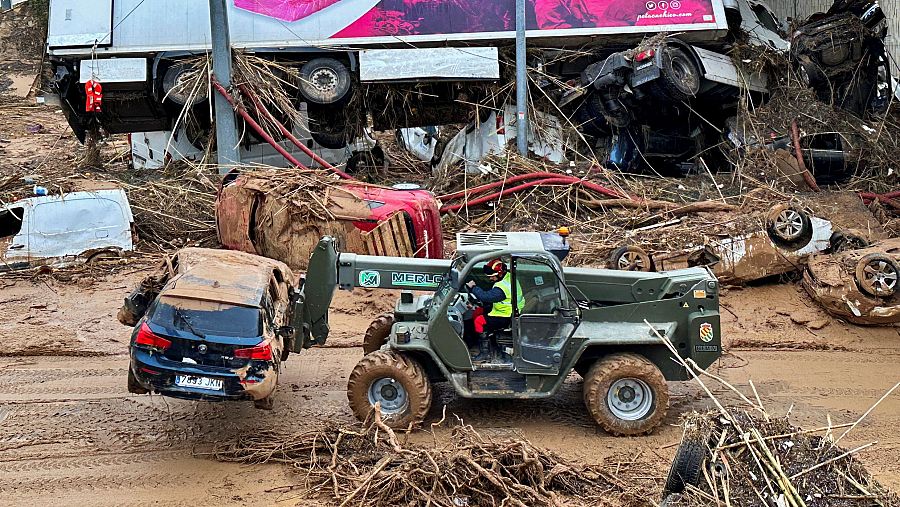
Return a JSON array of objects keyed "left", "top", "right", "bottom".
[{"left": 175, "top": 375, "right": 223, "bottom": 391}]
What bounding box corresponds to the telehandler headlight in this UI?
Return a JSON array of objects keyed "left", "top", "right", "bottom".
[{"left": 396, "top": 325, "right": 411, "bottom": 344}]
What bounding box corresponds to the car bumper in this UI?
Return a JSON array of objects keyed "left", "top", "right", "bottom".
[{"left": 129, "top": 349, "right": 276, "bottom": 402}]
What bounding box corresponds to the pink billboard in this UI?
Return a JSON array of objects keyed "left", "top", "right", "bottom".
[{"left": 234, "top": 0, "right": 717, "bottom": 38}]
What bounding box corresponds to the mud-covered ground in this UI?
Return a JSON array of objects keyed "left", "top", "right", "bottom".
[{"left": 0, "top": 267, "right": 899, "bottom": 506}]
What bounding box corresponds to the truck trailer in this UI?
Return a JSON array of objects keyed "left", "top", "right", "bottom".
[{"left": 45, "top": 0, "right": 782, "bottom": 158}]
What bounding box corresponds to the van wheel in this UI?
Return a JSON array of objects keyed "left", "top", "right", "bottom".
[
  {"left": 583, "top": 353, "right": 669, "bottom": 436},
  {"left": 363, "top": 313, "right": 394, "bottom": 355},
  {"left": 87, "top": 250, "right": 119, "bottom": 264},
  {"left": 299, "top": 58, "right": 352, "bottom": 105},
  {"left": 347, "top": 351, "right": 432, "bottom": 429},
  {"left": 127, "top": 368, "right": 148, "bottom": 394},
  {"left": 653, "top": 47, "right": 701, "bottom": 101},
  {"left": 766, "top": 205, "right": 812, "bottom": 246}
]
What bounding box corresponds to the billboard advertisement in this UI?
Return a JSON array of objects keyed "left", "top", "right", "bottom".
[{"left": 233, "top": 0, "right": 718, "bottom": 39}]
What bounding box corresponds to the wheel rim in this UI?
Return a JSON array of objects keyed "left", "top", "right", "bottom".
[
  {"left": 368, "top": 377, "right": 408, "bottom": 415},
  {"left": 618, "top": 251, "right": 647, "bottom": 271},
  {"left": 863, "top": 260, "right": 898, "bottom": 295},
  {"left": 670, "top": 55, "right": 698, "bottom": 95},
  {"left": 607, "top": 378, "right": 654, "bottom": 421},
  {"left": 310, "top": 68, "right": 338, "bottom": 93},
  {"left": 773, "top": 209, "right": 804, "bottom": 240}
]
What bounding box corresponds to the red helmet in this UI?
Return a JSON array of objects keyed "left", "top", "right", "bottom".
[{"left": 483, "top": 258, "right": 507, "bottom": 277}]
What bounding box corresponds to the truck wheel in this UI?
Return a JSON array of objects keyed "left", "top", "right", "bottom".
[
  {"left": 766, "top": 205, "right": 812, "bottom": 245},
  {"left": 347, "top": 351, "right": 432, "bottom": 429},
  {"left": 653, "top": 47, "right": 701, "bottom": 101},
  {"left": 299, "top": 58, "right": 352, "bottom": 105},
  {"left": 162, "top": 62, "right": 208, "bottom": 106},
  {"left": 583, "top": 353, "right": 669, "bottom": 436},
  {"left": 363, "top": 313, "right": 394, "bottom": 355},
  {"left": 855, "top": 253, "right": 900, "bottom": 297},
  {"left": 127, "top": 368, "right": 148, "bottom": 395},
  {"left": 610, "top": 246, "right": 654, "bottom": 272},
  {"left": 664, "top": 438, "right": 706, "bottom": 493}
]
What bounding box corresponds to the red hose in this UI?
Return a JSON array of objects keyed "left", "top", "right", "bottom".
[
  {"left": 439, "top": 172, "right": 570, "bottom": 201},
  {"left": 440, "top": 177, "right": 622, "bottom": 213},
  {"left": 237, "top": 84, "right": 353, "bottom": 180},
  {"left": 860, "top": 192, "right": 900, "bottom": 210},
  {"left": 791, "top": 119, "right": 821, "bottom": 192},
  {"left": 212, "top": 78, "right": 310, "bottom": 171}
]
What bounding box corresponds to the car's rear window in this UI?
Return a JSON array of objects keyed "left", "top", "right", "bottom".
[{"left": 151, "top": 296, "right": 262, "bottom": 338}]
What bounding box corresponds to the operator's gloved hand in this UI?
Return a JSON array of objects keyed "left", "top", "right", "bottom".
[{"left": 466, "top": 280, "right": 476, "bottom": 290}]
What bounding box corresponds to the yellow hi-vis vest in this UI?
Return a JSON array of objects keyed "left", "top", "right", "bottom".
[{"left": 488, "top": 272, "right": 524, "bottom": 318}]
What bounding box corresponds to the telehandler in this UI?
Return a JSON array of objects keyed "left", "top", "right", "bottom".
[{"left": 290, "top": 231, "right": 721, "bottom": 435}]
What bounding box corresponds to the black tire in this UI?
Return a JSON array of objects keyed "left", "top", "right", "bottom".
[
  {"left": 855, "top": 253, "right": 900, "bottom": 297},
  {"left": 830, "top": 230, "right": 869, "bottom": 253},
  {"left": 766, "top": 205, "right": 813, "bottom": 246},
  {"left": 254, "top": 393, "right": 275, "bottom": 410},
  {"left": 609, "top": 245, "right": 654, "bottom": 272},
  {"left": 347, "top": 351, "right": 432, "bottom": 429},
  {"left": 161, "top": 62, "right": 208, "bottom": 106},
  {"left": 127, "top": 368, "right": 148, "bottom": 395},
  {"left": 664, "top": 439, "right": 706, "bottom": 493},
  {"left": 363, "top": 313, "right": 394, "bottom": 355},
  {"left": 583, "top": 353, "right": 669, "bottom": 436},
  {"left": 652, "top": 47, "right": 701, "bottom": 101},
  {"left": 299, "top": 58, "right": 352, "bottom": 105}
]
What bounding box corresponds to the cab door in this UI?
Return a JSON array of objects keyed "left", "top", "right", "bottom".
[{"left": 512, "top": 255, "right": 580, "bottom": 375}]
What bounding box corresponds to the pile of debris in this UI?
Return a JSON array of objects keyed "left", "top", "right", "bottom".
[
  {"left": 664, "top": 409, "right": 899, "bottom": 507},
  {"left": 212, "top": 410, "right": 656, "bottom": 507}
]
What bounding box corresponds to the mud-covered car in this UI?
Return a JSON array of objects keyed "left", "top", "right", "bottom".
[
  {"left": 121, "top": 248, "right": 297, "bottom": 409},
  {"left": 608, "top": 204, "right": 868, "bottom": 284},
  {"left": 803, "top": 238, "right": 900, "bottom": 325}
]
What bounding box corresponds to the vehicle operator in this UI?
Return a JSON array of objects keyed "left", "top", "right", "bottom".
[{"left": 465, "top": 259, "right": 523, "bottom": 362}]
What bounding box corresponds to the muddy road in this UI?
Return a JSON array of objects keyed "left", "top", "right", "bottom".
[{"left": 0, "top": 273, "right": 898, "bottom": 506}]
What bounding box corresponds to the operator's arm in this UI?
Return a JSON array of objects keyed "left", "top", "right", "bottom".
[{"left": 469, "top": 285, "right": 506, "bottom": 304}]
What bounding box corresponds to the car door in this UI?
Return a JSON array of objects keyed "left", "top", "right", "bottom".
[{"left": 512, "top": 255, "right": 580, "bottom": 375}]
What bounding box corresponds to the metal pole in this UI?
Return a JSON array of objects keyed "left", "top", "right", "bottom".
[
  {"left": 209, "top": 0, "right": 240, "bottom": 174},
  {"left": 515, "top": 0, "right": 528, "bottom": 156}
]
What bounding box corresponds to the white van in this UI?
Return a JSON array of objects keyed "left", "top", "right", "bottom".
[{"left": 0, "top": 186, "right": 134, "bottom": 272}]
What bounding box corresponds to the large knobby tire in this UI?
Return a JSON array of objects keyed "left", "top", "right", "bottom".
[
  {"left": 855, "top": 253, "right": 900, "bottom": 297},
  {"left": 610, "top": 245, "right": 654, "bottom": 272},
  {"left": 664, "top": 439, "right": 706, "bottom": 494},
  {"left": 363, "top": 313, "right": 394, "bottom": 355},
  {"left": 583, "top": 353, "right": 669, "bottom": 436},
  {"left": 653, "top": 47, "right": 701, "bottom": 101},
  {"left": 347, "top": 351, "right": 432, "bottom": 429},
  {"left": 299, "top": 58, "right": 352, "bottom": 105}
]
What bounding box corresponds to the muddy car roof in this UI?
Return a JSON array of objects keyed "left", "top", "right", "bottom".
[{"left": 162, "top": 248, "right": 293, "bottom": 307}]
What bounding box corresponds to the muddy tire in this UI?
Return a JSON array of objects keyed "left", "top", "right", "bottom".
[
  {"left": 652, "top": 47, "right": 701, "bottom": 101},
  {"left": 86, "top": 250, "right": 119, "bottom": 264},
  {"left": 664, "top": 439, "right": 706, "bottom": 494},
  {"left": 830, "top": 230, "right": 869, "bottom": 253},
  {"left": 766, "top": 205, "right": 812, "bottom": 245},
  {"left": 127, "top": 368, "right": 148, "bottom": 395},
  {"left": 254, "top": 393, "right": 275, "bottom": 410},
  {"left": 610, "top": 245, "right": 654, "bottom": 272},
  {"left": 363, "top": 313, "right": 394, "bottom": 355},
  {"left": 347, "top": 351, "right": 432, "bottom": 429},
  {"left": 583, "top": 353, "right": 669, "bottom": 436},
  {"left": 299, "top": 58, "right": 352, "bottom": 105},
  {"left": 855, "top": 253, "right": 900, "bottom": 297}
]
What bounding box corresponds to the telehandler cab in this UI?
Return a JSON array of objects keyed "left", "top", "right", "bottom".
[{"left": 290, "top": 232, "right": 721, "bottom": 435}]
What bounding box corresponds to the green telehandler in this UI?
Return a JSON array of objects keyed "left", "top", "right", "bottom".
[{"left": 290, "top": 231, "right": 721, "bottom": 435}]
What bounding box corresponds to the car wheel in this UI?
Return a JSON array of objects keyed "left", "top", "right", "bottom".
[
  {"left": 127, "top": 368, "right": 148, "bottom": 394},
  {"left": 583, "top": 353, "right": 669, "bottom": 436},
  {"left": 254, "top": 393, "right": 276, "bottom": 410},
  {"left": 766, "top": 206, "right": 812, "bottom": 244},
  {"left": 855, "top": 253, "right": 900, "bottom": 297},
  {"left": 363, "top": 313, "right": 394, "bottom": 355},
  {"left": 610, "top": 245, "right": 654, "bottom": 272},
  {"left": 347, "top": 351, "right": 432, "bottom": 429},
  {"left": 830, "top": 230, "right": 869, "bottom": 253},
  {"left": 653, "top": 47, "right": 701, "bottom": 101},
  {"left": 664, "top": 438, "right": 706, "bottom": 494},
  {"left": 299, "top": 58, "right": 352, "bottom": 105}
]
